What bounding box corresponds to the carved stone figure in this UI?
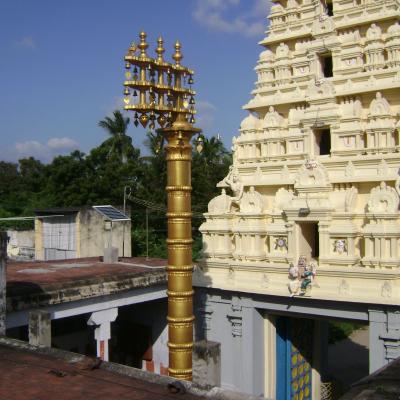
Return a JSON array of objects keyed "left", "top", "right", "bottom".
[
  {"left": 381, "top": 281, "right": 392, "bottom": 298},
  {"left": 276, "top": 42, "right": 290, "bottom": 58},
  {"left": 334, "top": 239, "right": 347, "bottom": 254},
  {"left": 264, "top": 106, "right": 284, "bottom": 128},
  {"left": 366, "top": 23, "right": 382, "bottom": 40},
  {"left": 288, "top": 256, "right": 317, "bottom": 296},
  {"left": 369, "top": 92, "right": 391, "bottom": 116},
  {"left": 367, "top": 182, "right": 399, "bottom": 213},
  {"left": 207, "top": 189, "right": 232, "bottom": 214},
  {"left": 294, "top": 160, "right": 330, "bottom": 188},
  {"left": 240, "top": 186, "right": 264, "bottom": 214}
]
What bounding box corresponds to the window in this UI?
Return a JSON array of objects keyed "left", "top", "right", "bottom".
[
  {"left": 326, "top": 0, "right": 333, "bottom": 16},
  {"left": 320, "top": 53, "right": 333, "bottom": 78},
  {"left": 299, "top": 222, "right": 319, "bottom": 260},
  {"left": 314, "top": 128, "right": 331, "bottom": 155}
]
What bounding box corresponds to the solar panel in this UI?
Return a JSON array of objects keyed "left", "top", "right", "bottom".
[{"left": 93, "top": 205, "right": 130, "bottom": 221}]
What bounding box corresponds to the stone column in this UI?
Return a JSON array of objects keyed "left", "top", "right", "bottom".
[
  {"left": 87, "top": 308, "right": 118, "bottom": 361},
  {"left": 193, "top": 340, "right": 221, "bottom": 390},
  {"left": 29, "top": 310, "right": 51, "bottom": 347},
  {"left": 369, "top": 309, "right": 387, "bottom": 373}
]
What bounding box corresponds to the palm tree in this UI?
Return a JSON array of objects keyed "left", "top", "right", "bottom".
[{"left": 98, "top": 110, "right": 131, "bottom": 163}]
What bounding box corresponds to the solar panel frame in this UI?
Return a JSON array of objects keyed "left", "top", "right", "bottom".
[{"left": 93, "top": 205, "right": 130, "bottom": 221}]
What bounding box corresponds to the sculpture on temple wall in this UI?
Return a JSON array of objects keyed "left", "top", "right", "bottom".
[
  {"left": 386, "top": 21, "right": 400, "bottom": 67},
  {"left": 367, "top": 182, "right": 400, "bottom": 213},
  {"left": 365, "top": 24, "right": 385, "bottom": 70},
  {"left": 369, "top": 92, "right": 391, "bottom": 116},
  {"left": 207, "top": 189, "right": 233, "bottom": 214},
  {"left": 366, "top": 23, "right": 382, "bottom": 40},
  {"left": 240, "top": 186, "right": 264, "bottom": 214},
  {"left": 224, "top": 166, "right": 244, "bottom": 202},
  {"left": 294, "top": 159, "right": 331, "bottom": 189},
  {"left": 334, "top": 239, "right": 347, "bottom": 254},
  {"left": 273, "top": 187, "right": 294, "bottom": 212},
  {"left": 263, "top": 106, "right": 285, "bottom": 128},
  {"left": 312, "top": 14, "right": 335, "bottom": 35},
  {"left": 276, "top": 42, "right": 290, "bottom": 58},
  {"left": 288, "top": 256, "right": 317, "bottom": 296},
  {"left": 306, "top": 79, "right": 335, "bottom": 98}
]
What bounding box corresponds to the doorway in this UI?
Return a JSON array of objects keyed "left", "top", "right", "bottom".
[
  {"left": 314, "top": 128, "right": 331, "bottom": 156},
  {"left": 276, "top": 316, "right": 314, "bottom": 400},
  {"left": 298, "top": 222, "right": 319, "bottom": 261}
]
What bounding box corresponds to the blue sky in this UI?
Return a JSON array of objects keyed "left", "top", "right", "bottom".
[{"left": 0, "top": 0, "right": 270, "bottom": 162}]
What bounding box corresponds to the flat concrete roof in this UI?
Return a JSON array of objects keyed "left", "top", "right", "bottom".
[
  {"left": 6, "top": 257, "right": 167, "bottom": 313},
  {"left": 0, "top": 337, "right": 204, "bottom": 400}
]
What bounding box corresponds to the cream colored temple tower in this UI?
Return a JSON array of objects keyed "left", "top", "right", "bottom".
[{"left": 194, "top": 0, "right": 400, "bottom": 398}]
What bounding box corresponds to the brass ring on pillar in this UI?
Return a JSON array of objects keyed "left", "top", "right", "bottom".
[
  {"left": 165, "top": 186, "right": 192, "bottom": 192},
  {"left": 168, "top": 367, "right": 193, "bottom": 375},
  {"left": 165, "top": 154, "right": 192, "bottom": 161},
  {"left": 167, "top": 316, "right": 195, "bottom": 323},
  {"left": 166, "top": 264, "right": 193, "bottom": 271},
  {"left": 167, "top": 290, "right": 194, "bottom": 297},
  {"left": 166, "top": 212, "right": 193, "bottom": 218},
  {"left": 168, "top": 342, "right": 194, "bottom": 350},
  {"left": 166, "top": 238, "right": 194, "bottom": 244}
]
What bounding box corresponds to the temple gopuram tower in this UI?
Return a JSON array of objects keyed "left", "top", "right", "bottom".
[{"left": 194, "top": 0, "right": 400, "bottom": 398}]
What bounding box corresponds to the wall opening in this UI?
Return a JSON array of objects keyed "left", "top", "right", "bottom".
[
  {"left": 325, "top": 0, "right": 333, "bottom": 16},
  {"left": 314, "top": 128, "right": 331, "bottom": 156},
  {"left": 320, "top": 53, "right": 333, "bottom": 77},
  {"left": 298, "top": 222, "right": 319, "bottom": 261}
]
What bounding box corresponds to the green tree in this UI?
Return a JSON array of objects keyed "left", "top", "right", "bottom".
[
  {"left": 98, "top": 110, "right": 131, "bottom": 163},
  {"left": 192, "top": 135, "right": 232, "bottom": 213}
]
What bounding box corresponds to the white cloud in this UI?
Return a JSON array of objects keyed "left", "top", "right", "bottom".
[
  {"left": 47, "top": 137, "right": 78, "bottom": 150},
  {"left": 193, "top": 0, "right": 270, "bottom": 37},
  {"left": 1, "top": 137, "right": 79, "bottom": 163},
  {"left": 196, "top": 100, "right": 217, "bottom": 132},
  {"left": 15, "top": 36, "right": 36, "bottom": 49}
]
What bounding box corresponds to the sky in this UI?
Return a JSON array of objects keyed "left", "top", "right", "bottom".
[{"left": 0, "top": 0, "right": 271, "bottom": 163}]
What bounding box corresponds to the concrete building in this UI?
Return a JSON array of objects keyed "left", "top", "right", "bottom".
[
  {"left": 34, "top": 207, "right": 131, "bottom": 260},
  {"left": 6, "top": 229, "right": 35, "bottom": 260},
  {"left": 6, "top": 256, "right": 168, "bottom": 374},
  {"left": 194, "top": 0, "right": 400, "bottom": 398}
]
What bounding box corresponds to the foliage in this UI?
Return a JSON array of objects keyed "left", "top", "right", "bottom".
[
  {"left": 328, "top": 321, "right": 365, "bottom": 344},
  {"left": 0, "top": 111, "right": 232, "bottom": 260}
]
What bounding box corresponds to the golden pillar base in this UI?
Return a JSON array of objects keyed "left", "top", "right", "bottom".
[{"left": 161, "top": 117, "right": 201, "bottom": 381}]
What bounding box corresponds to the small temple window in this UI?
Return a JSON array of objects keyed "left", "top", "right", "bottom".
[
  {"left": 315, "top": 128, "right": 331, "bottom": 155},
  {"left": 320, "top": 53, "right": 333, "bottom": 77},
  {"left": 299, "top": 222, "right": 320, "bottom": 260},
  {"left": 325, "top": 0, "right": 334, "bottom": 16}
]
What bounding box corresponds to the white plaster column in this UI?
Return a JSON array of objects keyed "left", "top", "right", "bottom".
[
  {"left": 348, "top": 237, "right": 355, "bottom": 257},
  {"left": 369, "top": 309, "right": 387, "bottom": 373},
  {"left": 390, "top": 237, "right": 397, "bottom": 259},
  {"left": 264, "top": 314, "right": 276, "bottom": 399},
  {"left": 87, "top": 307, "right": 118, "bottom": 361},
  {"left": 285, "top": 223, "right": 295, "bottom": 260},
  {"left": 318, "top": 222, "right": 330, "bottom": 260}
]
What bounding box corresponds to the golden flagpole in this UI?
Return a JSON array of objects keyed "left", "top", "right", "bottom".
[{"left": 123, "top": 32, "right": 201, "bottom": 380}]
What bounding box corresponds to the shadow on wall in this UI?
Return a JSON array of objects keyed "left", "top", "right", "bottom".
[{"left": 326, "top": 326, "right": 369, "bottom": 398}]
